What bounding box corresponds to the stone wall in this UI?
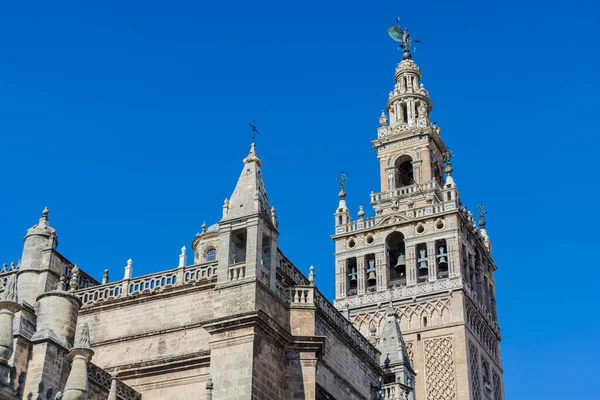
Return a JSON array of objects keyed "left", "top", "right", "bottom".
[{"left": 77, "top": 282, "right": 216, "bottom": 399}]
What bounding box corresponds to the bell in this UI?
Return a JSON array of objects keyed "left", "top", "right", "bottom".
[
  {"left": 348, "top": 267, "right": 357, "bottom": 282},
  {"left": 417, "top": 249, "right": 428, "bottom": 272},
  {"left": 366, "top": 259, "right": 377, "bottom": 284},
  {"left": 437, "top": 246, "right": 448, "bottom": 268},
  {"left": 394, "top": 253, "right": 406, "bottom": 270}
]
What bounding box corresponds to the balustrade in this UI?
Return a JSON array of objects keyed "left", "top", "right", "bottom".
[
  {"left": 227, "top": 263, "right": 246, "bottom": 281},
  {"left": 380, "top": 383, "right": 404, "bottom": 399},
  {"left": 285, "top": 286, "right": 314, "bottom": 305},
  {"left": 76, "top": 262, "right": 218, "bottom": 306}
]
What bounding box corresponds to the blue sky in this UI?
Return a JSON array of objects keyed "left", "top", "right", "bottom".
[{"left": 1, "top": 1, "right": 598, "bottom": 398}]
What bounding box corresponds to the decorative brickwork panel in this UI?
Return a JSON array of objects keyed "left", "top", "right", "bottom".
[
  {"left": 424, "top": 336, "right": 457, "bottom": 400},
  {"left": 493, "top": 371, "right": 503, "bottom": 400},
  {"left": 468, "top": 340, "right": 482, "bottom": 400}
]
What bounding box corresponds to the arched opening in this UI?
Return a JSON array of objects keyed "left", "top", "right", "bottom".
[
  {"left": 423, "top": 316, "right": 428, "bottom": 328},
  {"left": 394, "top": 156, "right": 414, "bottom": 188},
  {"left": 436, "top": 239, "right": 449, "bottom": 279},
  {"left": 346, "top": 258, "right": 358, "bottom": 296},
  {"left": 229, "top": 229, "right": 247, "bottom": 265},
  {"left": 386, "top": 232, "right": 406, "bottom": 286},
  {"left": 262, "top": 235, "right": 271, "bottom": 267},
  {"left": 365, "top": 253, "right": 377, "bottom": 290},
  {"left": 416, "top": 243, "right": 428, "bottom": 282},
  {"left": 204, "top": 248, "right": 217, "bottom": 263}
]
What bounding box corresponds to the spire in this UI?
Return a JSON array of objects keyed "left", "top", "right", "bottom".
[
  {"left": 226, "top": 143, "right": 271, "bottom": 221},
  {"left": 379, "top": 305, "right": 411, "bottom": 368},
  {"left": 107, "top": 369, "right": 118, "bottom": 400},
  {"left": 62, "top": 323, "right": 94, "bottom": 400}
]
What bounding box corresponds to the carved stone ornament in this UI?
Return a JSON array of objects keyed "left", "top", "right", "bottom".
[{"left": 2, "top": 274, "right": 17, "bottom": 302}]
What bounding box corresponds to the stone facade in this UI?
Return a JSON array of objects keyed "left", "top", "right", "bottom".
[
  {"left": 332, "top": 53, "right": 504, "bottom": 400},
  {"left": 0, "top": 34, "right": 503, "bottom": 400}
]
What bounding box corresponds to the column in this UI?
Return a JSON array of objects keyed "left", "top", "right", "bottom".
[
  {"left": 357, "top": 257, "right": 365, "bottom": 295},
  {"left": 336, "top": 260, "right": 346, "bottom": 298},
  {"left": 406, "top": 245, "right": 417, "bottom": 286},
  {"left": 427, "top": 242, "right": 436, "bottom": 282},
  {"left": 377, "top": 251, "right": 388, "bottom": 291}
]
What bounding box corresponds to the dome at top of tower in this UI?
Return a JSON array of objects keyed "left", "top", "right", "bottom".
[
  {"left": 26, "top": 207, "right": 56, "bottom": 237},
  {"left": 395, "top": 59, "right": 421, "bottom": 75}
]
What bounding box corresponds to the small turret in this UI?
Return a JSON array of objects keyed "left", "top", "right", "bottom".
[
  {"left": 61, "top": 323, "right": 94, "bottom": 400},
  {"left": 0, "top": 275, "right": 21, "bottom": 383}
]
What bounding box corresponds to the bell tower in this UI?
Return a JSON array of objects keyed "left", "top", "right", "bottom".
[{"left": 333, "top": 23, "right": 505, "bottom": 400}]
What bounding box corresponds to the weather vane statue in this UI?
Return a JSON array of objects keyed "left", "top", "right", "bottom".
[{"left": 387, "top": 17, "right": 422, "bottom": 60}]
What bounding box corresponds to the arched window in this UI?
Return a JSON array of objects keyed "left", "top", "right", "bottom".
[
  {"left": 386, "top": 232, "right": 406, "bottom": 285},
  {"left": 417, "top": 243, "right": 428, "bottom": 282},
  {"left": 436, "top": 239, "right": 449, "bottom": 279},
  {"left": 346, "top": 258, "right": 358, "bottom": 296},
  {"left": 205, "top": 248, "right": 217, "bottom": 262},
  {"left": 394, "top": 156, "right": 414, "bottom": 188}
]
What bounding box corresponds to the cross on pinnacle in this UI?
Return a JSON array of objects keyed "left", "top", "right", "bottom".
[
  {"left": 248, "top": 120, "right": 260, "bottom": 143},
  {"left": 336, "top": 171, "right": 348, "bottom": 192},
  {"left": 477, "top": 202, "right": 487, "bottom": 220}
]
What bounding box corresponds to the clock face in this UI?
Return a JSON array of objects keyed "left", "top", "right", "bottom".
[{"left": 417, "top": 120, "right": 426, "bottom": 127}]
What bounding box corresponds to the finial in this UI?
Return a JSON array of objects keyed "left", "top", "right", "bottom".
[
  {"left": 308, "top": 265, "right": 315, "bottom": 285},
  {"left": 179, "top": 246, "right": 187, "bottom": 268},
  {"left": 124, "top": 259, "right": 133, "bottom": 279},
  {"left": 201, "top": 222, "right": 207, "bottom": 233},
  {"left": 336, "top": 171, "right": 348, "bottom": 195},
  {"left": 243, "top": 142, "right": 262, "bottom": 166},
  {"left": 379, "top": 110, "right": 388, "bottom": 127},
  {"left": 74, "top": 323, "right": 91, "bottom": 349},
  {"left": 386, "top": 301, "right": 396, "bottom": 317},
  {"left": 1, "top": 274, "right": 17, "bottom": 302},
  {"left": 477, "top": 202, "right": 488, "bottom": 228},
  {"left": 271, "top": 206, "right": 277, "bottom": 227},
  {"left": 58, "top": 275, "right": 67, "bottom": 291},
  {"left": 42, "top": 207, "right": 49, "bottom": 218},
  {"left": 111, "top": 367, "right": 119, "bottom": 378},
  {"left": 69, "top": 265, "right": 80, "bottom": 292},
  {"left": 358, "top": 206, "right": 365, "bottom": 219},
  {"left": 443, "top": 148, "right": 454, "bottom": 167},
  {"left": 102, "top": 269, "right": 109, "bottom": 285},
  {"left": 248, "top": 120, "right": 260, "bottom": 143}
]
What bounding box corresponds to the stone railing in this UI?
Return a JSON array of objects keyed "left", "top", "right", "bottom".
[
  {"left": 380, "top": 382, "right": 405, "bottom": 400},
  {"left": 334, "top": 276, "right": 463, "bottom": 309},
  {"left": 370, "top": 181, "right": 441, "bottom": 203},
  {"left": 227, "top": 262, "right": 246, "bottom": 281},
  {"left": 284, "top": 285, "right": 314, "bottom": 306},
  {"left": 76, "top": 262, "right": 218, "bottom": 306},
  {"left": 63, "top": 263, "right": 98, "bottom": 289},
  {"left": 88, "top": 363, "right": 141, "bottom": 400},
  {"left": 348, "top": 217, "right": 379, "bottom": 232},
  {"left": 314, "top": 289, "right": 379, "bottom": 362},
  {"left": 277, "top": 252, "right": 310, "bottom": 286}
]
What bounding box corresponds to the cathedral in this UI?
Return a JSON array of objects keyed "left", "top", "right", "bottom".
[{"left": 0, "top": 24, "right": 504, "bottom": 400}]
